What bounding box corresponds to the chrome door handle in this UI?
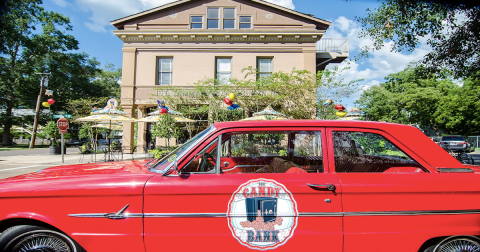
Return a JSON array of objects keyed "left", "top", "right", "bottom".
[{"left": 307, "top": 183, "right": 336, "bottom": 191}]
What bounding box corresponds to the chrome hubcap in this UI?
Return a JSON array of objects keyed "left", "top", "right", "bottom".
[
  {"left": 437, "top": 238, "right": 480, "bottom": 252},
  {"left": 12, "top": 233, "right": 71, "bottom": 252}
]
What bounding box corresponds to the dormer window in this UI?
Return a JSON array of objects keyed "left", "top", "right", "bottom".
[
  {"left": 207, "top": 7, "right": 219, "bottom": 29},
  {"left": 190, "top": 16, "right": 203, "bottom": 29}
]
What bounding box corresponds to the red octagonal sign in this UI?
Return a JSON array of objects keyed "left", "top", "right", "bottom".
[{"left": 57, "top": 118, "right": 69, "bottom": 131}]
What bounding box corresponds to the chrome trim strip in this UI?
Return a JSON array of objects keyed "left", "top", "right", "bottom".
[
  {"left": 69, "top": 210, "right": 480, "bottom": 218},
  {"left": 68, "top": 213, "right": 144, "bottom": 218},
  {"left": 344, "top": 209, "right": 480, "bottom": 216},
  {"left": 144, "top": 212, "right": 343, "bottom": 218}
]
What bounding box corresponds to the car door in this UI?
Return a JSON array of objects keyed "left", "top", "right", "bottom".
[
  {"left": 327, "top": 128, "right": 480, "bottom": 252},
  {"left": 144, "top": 127, "right": 343, "bottom": 252}
]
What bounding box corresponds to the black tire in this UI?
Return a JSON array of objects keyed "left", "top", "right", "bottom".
[
  {"left": 423, "top": 237, "right": 480, "bottom": 252},
  {"left": 0, "top": 225, "right": 85, "bottom": 252},
  {"left": 458, "top": 153, "right": 475, "bottom": 165}
]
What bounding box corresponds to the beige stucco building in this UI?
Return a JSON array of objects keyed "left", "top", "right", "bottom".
[{"left": 110, "top": 0, "right": 348, "bottom": 152}]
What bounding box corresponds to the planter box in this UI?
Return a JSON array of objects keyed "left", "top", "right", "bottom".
[{"left": 49, "top": 146, "right": 67, "bottom": 155}]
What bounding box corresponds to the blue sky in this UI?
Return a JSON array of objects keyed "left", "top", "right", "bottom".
[{"left": 42, "top": 0, "right": 432, "bottom": 109}]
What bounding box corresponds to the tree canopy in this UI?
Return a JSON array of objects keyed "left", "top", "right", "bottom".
[
  {"left": 0, "top": 0, "right": 121, "bottom": 146},
  {"left": 357, "top": 64, "right": 480, "bottom": 136},
  {"left": 356, "top": 0, "right": 480, "bottom": 79},
  {"left": 157, "top": 68, "right": 362, "bottom": 124}
]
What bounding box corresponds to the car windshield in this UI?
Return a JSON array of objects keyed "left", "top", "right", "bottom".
[
  {"left": 441, "top": 136, "right": 465, "bottom": 141},
  {"left": 149, "top": 125, "right": 216, "bottom": 172}
]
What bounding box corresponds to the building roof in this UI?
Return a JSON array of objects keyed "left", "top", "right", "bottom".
[{"left": 110, "top": 0, "right": 331, "bottom": 28}]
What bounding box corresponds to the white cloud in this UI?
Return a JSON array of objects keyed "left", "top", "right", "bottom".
[
  {"left": 264, "top": 0, "right": 295, "bottom": 9},
  {"left": 322, "top": 16, "right": 433, "bottom": 107}
]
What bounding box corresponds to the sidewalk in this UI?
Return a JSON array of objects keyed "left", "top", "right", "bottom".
[{"left": 0, "top": 148, "right": 153, "bottom": 180}]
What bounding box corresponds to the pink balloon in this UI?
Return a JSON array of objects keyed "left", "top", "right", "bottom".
[{"left": 47, "top": 98, "right": 55, "bottom": 105}]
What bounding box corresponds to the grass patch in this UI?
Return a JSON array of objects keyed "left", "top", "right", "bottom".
[{"left": 0, "top": 144, "right": 50, "bottom": 151}]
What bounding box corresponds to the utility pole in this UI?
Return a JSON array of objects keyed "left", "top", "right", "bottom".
[{"left": 30, "top": 73, "right": 51, "bottom": 149}]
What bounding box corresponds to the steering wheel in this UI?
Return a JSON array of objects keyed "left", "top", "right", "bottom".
[{"left": 199, "top": 153, "right": 216, "bottom": 172}]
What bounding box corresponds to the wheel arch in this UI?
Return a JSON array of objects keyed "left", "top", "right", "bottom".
[
  {"left": 0, "top": 218, "right": 64, "bottom": 234},
  {"left": 418, "top": 235, "right": 480, "bottom": 252}
]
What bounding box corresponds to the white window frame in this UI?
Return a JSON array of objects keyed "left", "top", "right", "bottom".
[
  {"left": 157, "top": 57, "right": 173, "bottom": 85},
  {"left": 239, "top": 15, "right": 252, "bottom": 29},
  {"left": 190, "top": 15, "right": 203, "bottom": 29},
  {"left": 223, "top": 7, "right": 236, "bottom": 29},
  {"left": 207, "top": 7, "right": 220, "bottom": 29},
  {"left": 216, "top": 57, "right": 232, "bottom": 85},
  {"left": 257, "top": 57, "right": 273, "bottom": 79}
]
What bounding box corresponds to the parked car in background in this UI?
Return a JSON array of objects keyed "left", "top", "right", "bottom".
[
  {"left": 1, "top": 120, "right": 480, "bottom": 252},
  {"left": 467, "top": 139, "right": 476, "bottom": 153},
  {"left": 439, "top": 135, "right": 469, "bottom": 151},
  {"left": 65, "top": 139, "right": 87, "bottom": 147}
]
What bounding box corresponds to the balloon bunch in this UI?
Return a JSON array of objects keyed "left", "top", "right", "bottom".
[
  {"left": 42, "top": 98, "right": 55, "bottom": 107},
  {"left": 334, "top": 104, "right": 347, "bottom": 117},
  {"left": 90, "top": 107, "right": 99, "bottom": 115},
  {"left": 157, "top": 100, "right": 169, "bottom": 115},
  {"left": 223, "top": 93, "right": 240, "bottom": 110}
]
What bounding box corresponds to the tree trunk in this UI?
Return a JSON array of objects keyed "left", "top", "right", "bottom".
[{"left": 2, "top": 99, "right": 14, "bottom": 146}]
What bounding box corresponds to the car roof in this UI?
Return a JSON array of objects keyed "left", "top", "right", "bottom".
[
  {"left": 213, "top": 120, "right": 412, "bottom": 130},
  {"left": 213, "top": 120, "right": 462, "bottom": 169}
]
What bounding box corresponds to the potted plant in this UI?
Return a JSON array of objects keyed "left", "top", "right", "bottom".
[{"left": 41, "top": 121, "right": 66, "bottom": 155}]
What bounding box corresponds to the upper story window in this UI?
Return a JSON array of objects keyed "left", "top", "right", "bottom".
[
  {"left": 223, "top": 8, "right": 235, "bottom": 29},
  {"left": 157, "top": 57, "right": 173, "bottom": 85},
  {"left": 257, "top": 58, "right": 273, "bottom": 79},
  {"left": 216, "top": 57, "right": 231, "bottom": 85},
  {"left": 207, "top": 7, "right": 219, "bottom": 29},
  {"left": 190, "top": 16, "right": 203, "bottom": 29},
  {"left": 239, "top": 16, "right": 252, "bottom": 29}
]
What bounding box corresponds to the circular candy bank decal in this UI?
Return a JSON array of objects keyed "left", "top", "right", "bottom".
[{"left": 228, "top": 179, "right": 298, "bottom": 250}]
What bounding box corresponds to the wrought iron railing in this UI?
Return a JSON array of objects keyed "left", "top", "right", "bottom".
[{"left": 316, "top": 38, "right": 349, "bottom": 53}]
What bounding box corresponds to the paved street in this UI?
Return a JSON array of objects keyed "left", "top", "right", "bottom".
[{"left": 0, "top": 148, "right": 152, "bottom": 180}]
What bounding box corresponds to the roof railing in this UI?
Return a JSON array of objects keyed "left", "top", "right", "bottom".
[{"left": 316, "top": 38, "right": 349, "bottom": 53}]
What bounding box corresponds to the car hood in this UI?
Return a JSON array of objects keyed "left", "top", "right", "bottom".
[{"left": 0, "top": 160, "right": 157, "bottom": 198}]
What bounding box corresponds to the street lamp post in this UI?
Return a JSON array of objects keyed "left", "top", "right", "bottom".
[{"left": 29, "top": 73, "right": 51, "bottom": 149}]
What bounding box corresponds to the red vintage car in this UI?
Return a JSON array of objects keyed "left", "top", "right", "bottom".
[{"left": 1, "top": 120, "right": 479, "bottom": 252}]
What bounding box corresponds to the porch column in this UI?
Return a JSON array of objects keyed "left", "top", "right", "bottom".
[
  {"left": 120, "top": 47, "right": 137, "bottom": 153},
  {"left": 121, "top": 105, "right": 136, "bottom": 153},
  {"left": 137, "top": 108, "right": 147, "bottom": 153}
]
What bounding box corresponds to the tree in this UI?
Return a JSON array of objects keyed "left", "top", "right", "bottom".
[
  {"left": 157, "top": 68, "right": 360, "bottom": 123},
  {"left": 316, "top": 65, "right": 363, "bottom": 119},
  {"left": 355, "top": 0, "right": 480, "bottom": 79},
  {"left": 0, "top": 0, "right": 103, "bottom": 146},
  {"left": 91, "top": 64, "right": 122, "bottom": 98},
  {"left": 357, "top": 64, "right": 480, "bottom": 135},
  {"left": 151, "top": 114, "right": 182, "bottom": 149}
]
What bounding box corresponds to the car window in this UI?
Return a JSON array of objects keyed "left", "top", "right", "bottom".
[
  {"left": 183, "top": 131, "right": 324, "bottom": 174},
  {"left": 441, "top": 136, "right": 465, "bottom": 141},
  {"left": 332, "top": 131, "right": 424, "bottom": 173}
]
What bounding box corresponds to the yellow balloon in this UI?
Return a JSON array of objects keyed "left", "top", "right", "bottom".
[
  {"left": 336, "top": 111, "right": 347, "bottom": 117},
  {"left": 90, "top": 112, "right": 94, "bottom": 115},
  {"left": 228, "top": 93, "right": 235, "bottom": 101},
  {"left": 42, "top": 102, "right": 50, "bottom": 108}
]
